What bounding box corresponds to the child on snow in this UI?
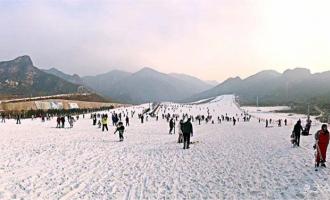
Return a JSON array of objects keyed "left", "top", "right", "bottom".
[
  {"left": 114, "top": 122, "right": 125, "bottom": 142},
  {"left": 69, "top": 117, "right": 75, "bottom": 128}
]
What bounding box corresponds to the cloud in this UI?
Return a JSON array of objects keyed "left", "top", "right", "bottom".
[{"left": 0, "top": 0, "right": 329, "bottom": 81}]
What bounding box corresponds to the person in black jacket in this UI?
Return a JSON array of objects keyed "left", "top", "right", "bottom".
[
  {"left": 293, "top": 120, "right": 303, "bottom": 146},
  {"left": 1, "top": 113, "right": 5, "bottom": 123},
  {"left": 181, "top": 118, "right": 193, "bottom": 149},
  {"left": 114, "top": 122, "right": 125, "bottom": 142},
  {"left": 169, "top": 118, "right": 175, "bottom": 134},
  {"left": 125, "top": 115, "right": 129, "bottom": 126},
  {"left": 16, "top": 114, "right": 21, "bottom": 124}
]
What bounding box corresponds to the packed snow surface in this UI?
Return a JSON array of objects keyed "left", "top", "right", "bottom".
[{"left": 0, "top": 95, "right": 329, "bottom": 199}]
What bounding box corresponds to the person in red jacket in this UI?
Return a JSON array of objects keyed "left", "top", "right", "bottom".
[{"left": 315, "top": 124, "right": 330, "bottom": 167}]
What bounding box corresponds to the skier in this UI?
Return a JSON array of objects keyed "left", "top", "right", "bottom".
[
  {"left": 118, "top": 113, "right": 122, "bottom": 121},
  {"left": 102, "top": 116, "right": 108, "bottom": 132},
  {"left": 125, "top": 115, "right": 129, "bottom": 126},
  {"left": 284, "top": 119, "right": 287, "bottom": 126},
  {"left": 16, "top": 114, "right": 21, "bottom": 124},
  {"left": 97, "top": 120, "right": 101, "bottom": 128},
  {"left": 314, "top": 124, "right": 329, "bottom": 168},
  {"left": 1, "top": 113, "right": 5, "bottom": 123},
  {"left": 303, "top": 119, "right": 312, "bottom": 135},
  {"left": 265, "top": 119, "right": 268, "bottom": 128},
  {"left": 140, "top": 115, "right": 144, "bottom": 124},
  {"left": 93, "top": 114, "right": 97, "bottom": 126},
  {"left": 181, "top": 118, "right": 193, "bottom": 149},
  {"left": 56, "top": 116, "right": 61, "bottom": 128},
  {"left": 233, "top": 117, "right": 236, "bottom": 126},
  {"left": 114, "top": 122, "right": 125, "bottom": 141},
  {"left": 218, "top": 116, "right": 221, "bottom": 124},
  {"left": 292, "top": 120, "right": 303, "bottom": 147},
  {"left": 61, "top": 116, "right": 65, "bottom": 128},
  {"left": 69, "top": 117, "right": 75, "bottom": 128},
  {"left": 169, "top": 118, "right": 174, "bottom": 134},
  {"left": 177, "top": 119, "right": 183, "bottom": 143}
]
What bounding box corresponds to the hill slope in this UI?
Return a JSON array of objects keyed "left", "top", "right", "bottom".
[
  {"left": 189, "top": 68, "right": 330, "bottom": 106},
  {"left": 82, "top": 70, "right": 132, "bottom": 96},
  {"left": 0, "top": 56, "right": 80, "bottom": 97},
  {"left": 42, "top": 68, "right": 84, "bottom": 85},
  {"left": 44, "top": 67, "right": 213, "bottom": 104},
  {"left": 108, "top": 67, "right": 207, "bottom": 104},
  {"left": 169, "top": 73, "right": 213, "bottom": 92}
]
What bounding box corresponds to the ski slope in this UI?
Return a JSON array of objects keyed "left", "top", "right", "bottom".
[{"left": 0, "top": 95, "right": 329, "bottom": 199}]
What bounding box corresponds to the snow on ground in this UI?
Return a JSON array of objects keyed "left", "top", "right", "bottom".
[
  {"left": 0, "top": 95, "right": 329, "bottom": 199},
  {"left": 242, "top": 106, "right": 320, "bottom": 127},
  {"left": 189, "top": 97, "right": 215, "bottom": 105},
  {"left": 242, "top": 106, "right": 291, "bottom": 113}
]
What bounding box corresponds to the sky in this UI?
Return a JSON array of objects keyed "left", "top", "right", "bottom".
[{"left": 0, "top": 0, "right": 330, "bottom": 82}]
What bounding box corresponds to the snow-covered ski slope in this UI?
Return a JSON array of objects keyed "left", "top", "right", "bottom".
[{"left": 0, "top": 95, "right": 329, "bottom": 199}]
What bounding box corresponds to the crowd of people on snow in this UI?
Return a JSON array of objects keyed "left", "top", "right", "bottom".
[{"left": 1, "top": 102, "right": 329, "bottom": 167}]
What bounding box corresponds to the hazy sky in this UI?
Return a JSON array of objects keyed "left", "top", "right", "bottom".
[{"left": 0, "top": 0, "right": 329, "bottom": 81}]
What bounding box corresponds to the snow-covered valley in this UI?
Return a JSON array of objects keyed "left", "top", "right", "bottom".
[{"left": 0, "top": 95, "right": 329, "bottom": 199}]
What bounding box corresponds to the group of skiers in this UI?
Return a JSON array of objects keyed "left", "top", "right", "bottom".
[
  {"left": 176, "top": 118, "right": 194, "bottom": 149},
  {"left": 290, "top": 119, "right": 329, "bottom": 169},
  {"left": 264, "top": 118, "right": 288, "bottom": 128},
  {"left": 168, "top": 116, "right": 193, "bottom": 149},
  {"left": 56, "top": 115, "right": 76, "bottom": 128},
  {"left": 91, "top": 111, "right": 127, "bottom": 142}
]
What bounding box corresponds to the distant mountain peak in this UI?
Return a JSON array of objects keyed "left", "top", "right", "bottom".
[
  {"left": 137, "top": 67, "right": 159, "bottom": 73},
  {"left": 257, "top": 69, "right": 280, "bottom": 75},
  {"left": 205, "top": 80, "right": 219, "bottom": 86},
  {"left": 133, "top": 67, "right": 163, "bottom": 77},
  {"left": 48, "top": 67, "right": 61, "bottom": 72},
  {"left": 228, "top": 76, "right": 242, "bottom": 81},
  {"left": 13, "top": 55, "right": 33, "bottom": 66},
  {"left": 283, "top": 68, "right": 311, "bottom": 80},
  {"left": 0, "top": 56, "right": 80, "bottom": 97},
  {"left": 283, "top": 68, "right": 311, "bottom": 75}
]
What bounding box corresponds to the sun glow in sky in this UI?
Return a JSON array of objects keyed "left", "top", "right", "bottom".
[{"left": 0, "top": 0, "right": 329, "bottom": 81}]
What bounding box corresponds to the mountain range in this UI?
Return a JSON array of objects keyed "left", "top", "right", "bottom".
[
  {"left": 0, "top": 56, "right": 214, "bottom": 103},
  {"left": 2, "top": 56, "right": 330, "bottom": 107},
  {"left": 44, "top": 66, "right": 214, "bottom": 104},
  {"left": 188, "top": 68, "right": 330, "bottom": 106}
]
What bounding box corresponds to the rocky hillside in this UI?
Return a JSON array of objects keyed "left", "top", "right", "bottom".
[{"left": 0, "top": 56, "right": 80, "bottom": 97}]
